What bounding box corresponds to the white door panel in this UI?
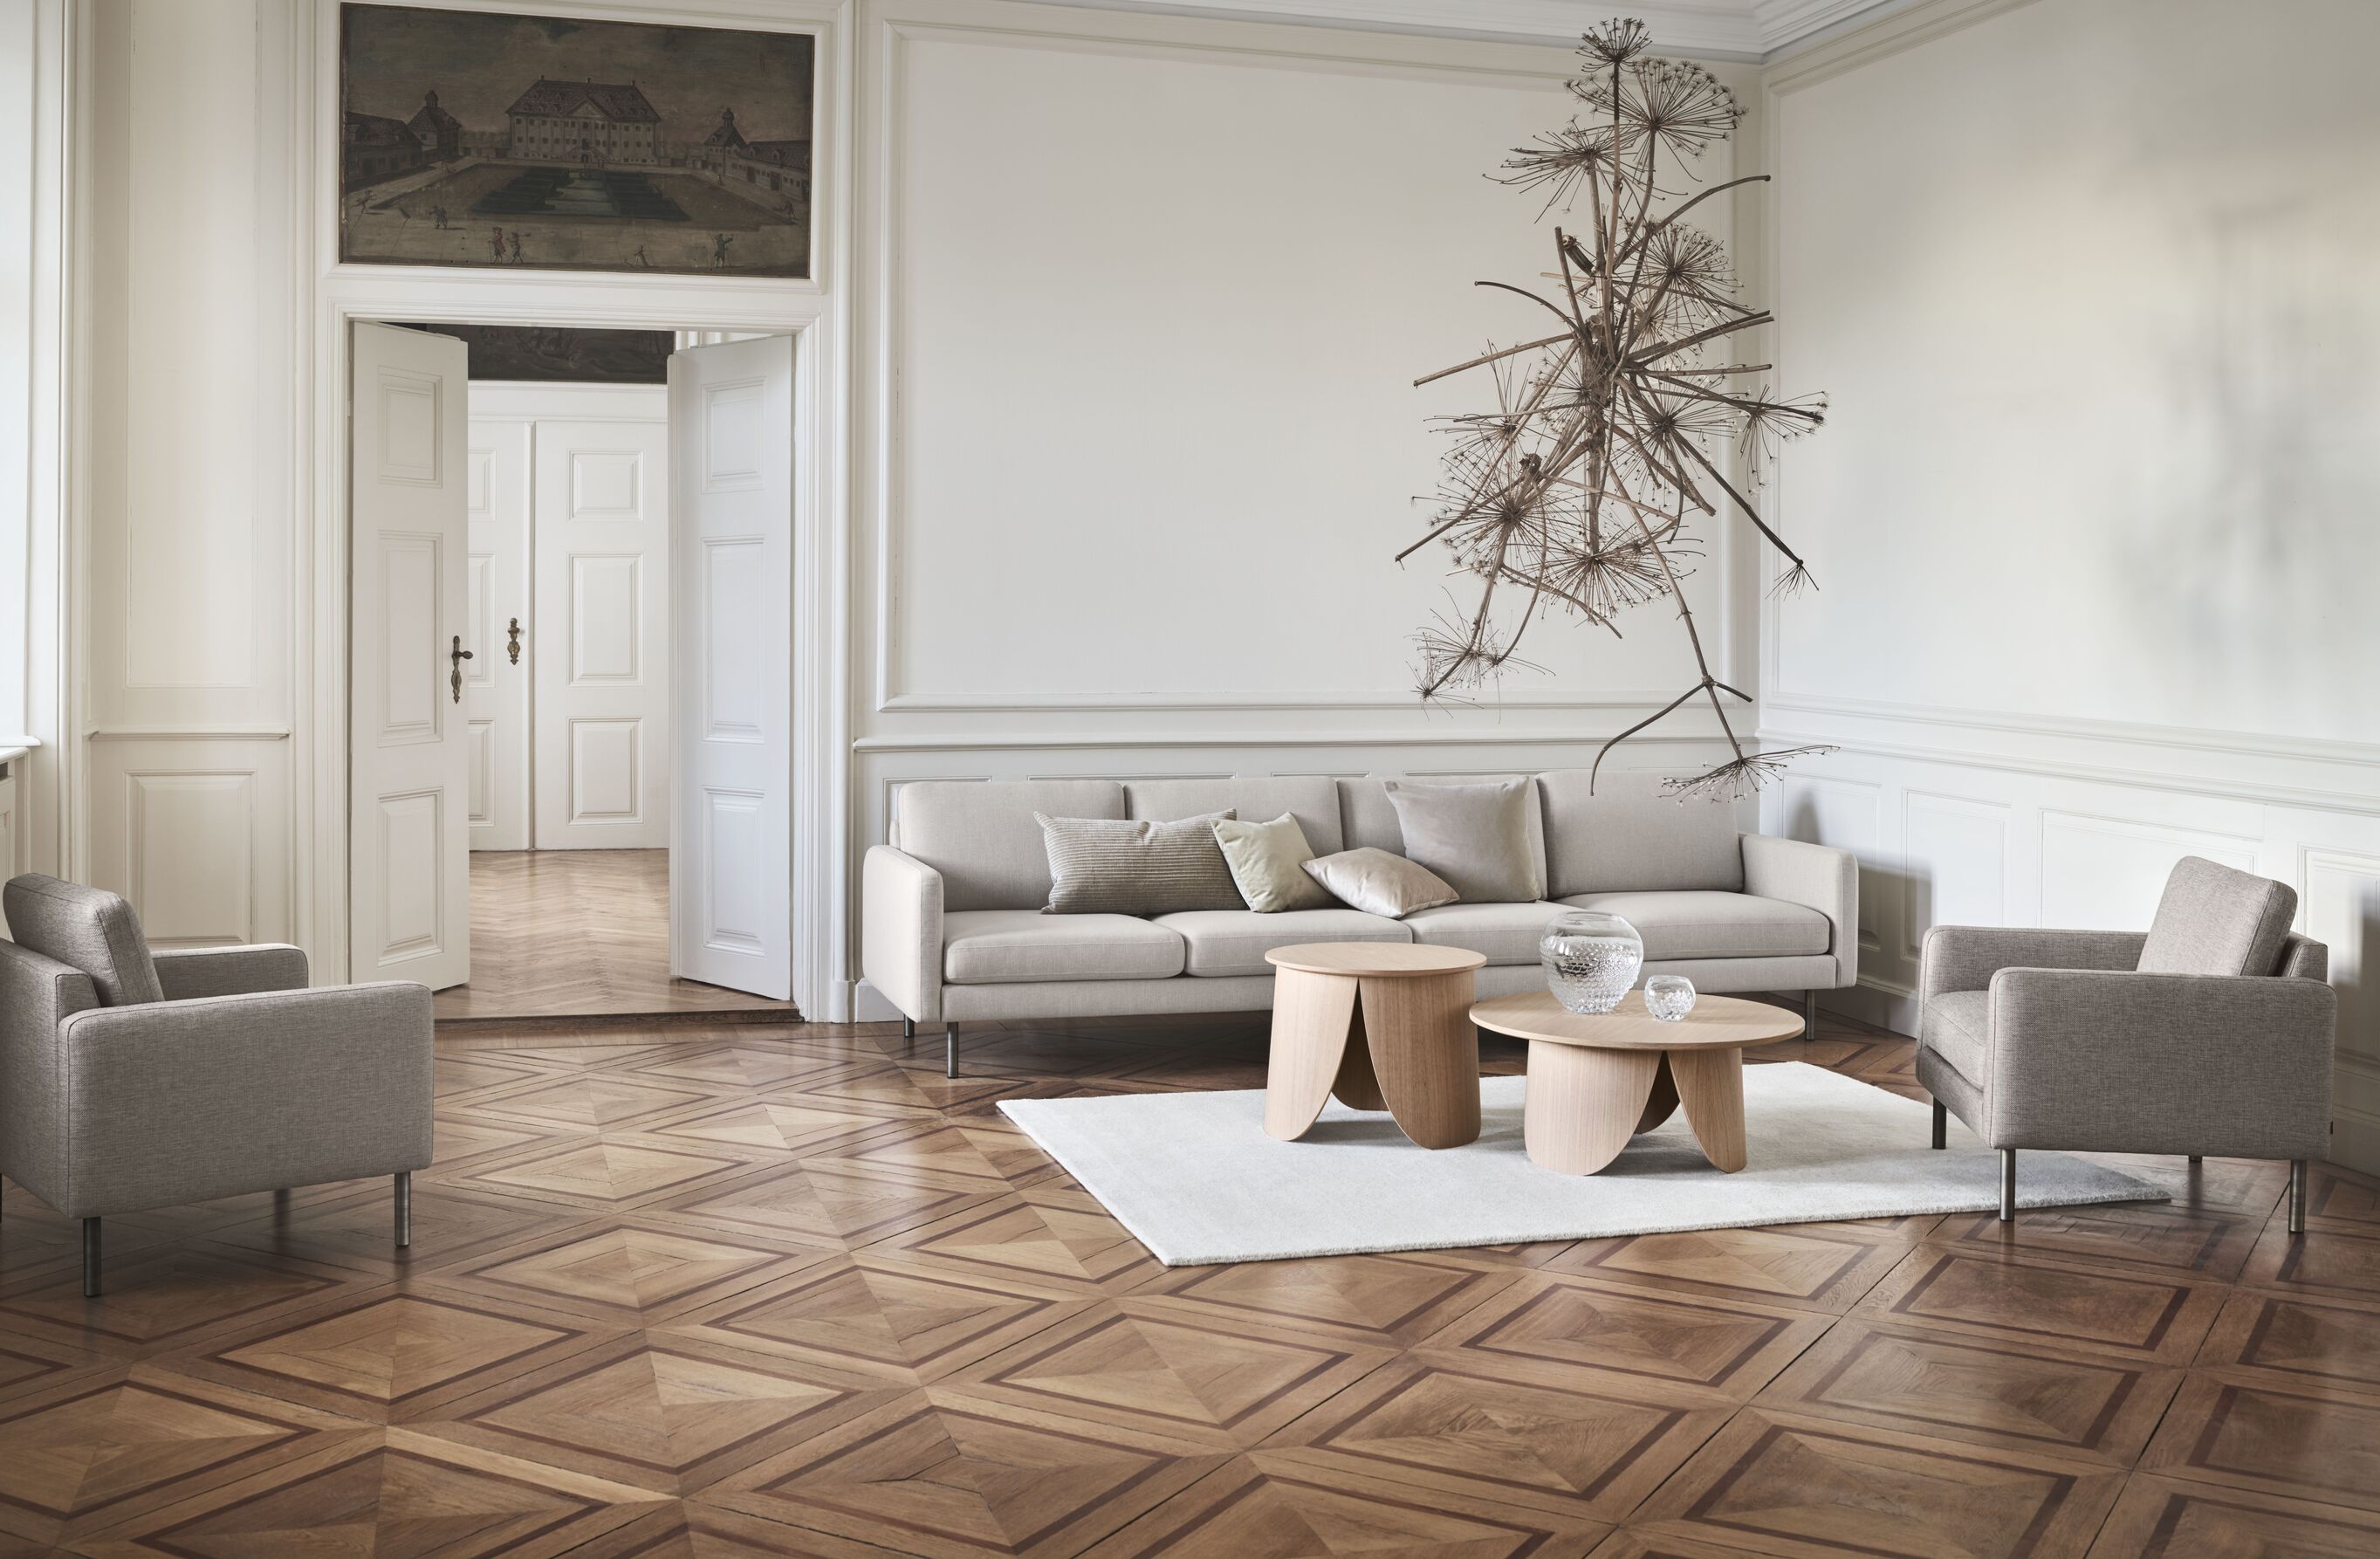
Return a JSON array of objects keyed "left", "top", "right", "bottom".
[
  {"left": 350, "top": 322, "right": 470, "bottom": 990},
  {"left": 464, "top": 417, "right": 531, "bottom": 850},
  {"left": 670, "top": 338, "right": 792, "bottom": 1000},
  {"left": 533, "top": 415, "right": 670, "bottom": 848}
]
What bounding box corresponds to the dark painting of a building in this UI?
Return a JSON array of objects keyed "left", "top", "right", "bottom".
[{"left": 340, "top": 3, "right": 813, "bottom": 278}]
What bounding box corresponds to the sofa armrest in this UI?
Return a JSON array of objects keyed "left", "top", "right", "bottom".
[
  {"left": 1740, "top": 832, "right": 1858, "bottom": 986},
  {"left": 1920, "top": 925, "right": 2146, "bottom": 1007},
  {"left": 51, "top": 981, "right": 435, "bottom": 1216},
  {"left": 153, "top": 944, "right": 310, "bottom": 1000},
  {"left": 1984, "top": 966, "right": 2334, "bottom": 1157},
  {"left": 863, "top": 845, "right": 944, "bottom": 1024}
]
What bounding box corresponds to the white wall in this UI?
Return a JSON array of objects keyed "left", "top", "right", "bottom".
[
  {"left": 849, "top": 1, "right": 1761, "bottom": 1020},
  {"left": 1758, "top": 0, "right": 2380, "bottom": 1171}
]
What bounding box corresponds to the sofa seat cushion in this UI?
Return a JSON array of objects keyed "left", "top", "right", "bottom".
[
  {"left": 1923, "top": 989, "right": 1991, "bottom": 1085},
  {"left": 1558, "top": 891, "right": 1830, "bottom": 961},
  {"left": 1152, "top": 908, "right": 1409, "bottom": 978},
  {"left": 943, "top": 910, "right": 1185, "bottom": 985},
  {"left": 1402, "top": 903, "right": 1569, "bottom": 965}
]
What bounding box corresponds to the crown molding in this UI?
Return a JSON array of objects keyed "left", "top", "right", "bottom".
[{"left": 1007, "top": 0, "right": 1911, "bottom": 58}]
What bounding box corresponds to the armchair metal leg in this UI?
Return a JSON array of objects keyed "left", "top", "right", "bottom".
[
  {"left": 394, "top": 1172, "right": 412, "bottom": 1249},
  {"left": 2187, "top": 1155, "right": 2203, "bottom": 1164},
  {"left": 81, "top": 1218, "right": 101, "bottom": 1298},
  {"left": 1802, "top": 989, "right": 1818, "bottom": 1039},
  {"left": 944, "top": 1023, "right": 959, "bottom": 1079},
  {"left": 1999, "top": 1150, "right": 2016, "bottom": 1222},
  {"left": 2289, "top": 1158, "right": 2308, "bottom": 1235},
  {"left": 1931, "top": 1099, "right": 1947, "bottom": 1150}
]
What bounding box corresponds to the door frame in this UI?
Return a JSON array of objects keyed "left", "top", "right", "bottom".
[{"left": 307, "top": 294, "right": 843, "bottom": 1018}]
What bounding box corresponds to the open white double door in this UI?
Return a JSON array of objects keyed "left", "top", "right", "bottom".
[{"left": 347, "top": 322, "right": 794, "bottom": 1000}]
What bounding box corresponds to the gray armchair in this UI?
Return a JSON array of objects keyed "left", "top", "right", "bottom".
[
  {"left": 0, "top": 874, "right": 434, "bottom": 1296},
  {"left": 1918, "top": 856, "right": 2334, "bottom": 1230}
]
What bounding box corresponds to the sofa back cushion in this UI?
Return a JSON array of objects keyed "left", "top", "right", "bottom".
[
  {"left": 1538, "top": 769, "right": 1744, "bottom": 896},
  {"left": 1125, "top": 777, "right": 1343, "bottom": 856},
  {"left": 893, "top": 780, "right": 1125, "bottom": 911},
  {"left": 2, "top": 873, "right": 166, "bottom": 1006},
  {"left": 1337, "top": 776, "right": 1547, "bottom": 902},
  {"left": 2137, "top": 855, "right": 2297, "bottom": 977}
]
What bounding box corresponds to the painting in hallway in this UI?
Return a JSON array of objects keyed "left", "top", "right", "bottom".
[{"left": 339, "top": 3, "right": 814, "bottom": 278}]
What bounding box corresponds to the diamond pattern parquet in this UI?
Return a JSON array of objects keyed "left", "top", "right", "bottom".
[{"left": 3, "top": 1004, "right": 2377, "bottom": 1556}]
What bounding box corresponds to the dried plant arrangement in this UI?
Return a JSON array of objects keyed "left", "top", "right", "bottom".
[{"left": 1401, "top": 17, "right": 1832, "bottom": 799}]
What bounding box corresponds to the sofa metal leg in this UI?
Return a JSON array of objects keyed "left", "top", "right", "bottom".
[
  {"left": 1931, "top": 1099, "right": 1947, "bottom": 1150},
  {"left": 945, "top": 1023, "right": 959, "bottom": 1079},
  {"left": 902, "top": 1018, "right": 916, "bottom": 1042},
  {"left": 81, "top": 1218, "right": 101, "bottom": 1298},
  {"left": 394, "top": 1172, "right": 412, "bottom": 1249},
  {"left": 1999, "top": 1150, "right": 2016, "bottom": 1223},
  {"left": 1802, "top": 989, "right": 1819, "bottom": 1039},
  {"left": 2188, "top": 1155, "right": 2203, "bottom": 1164},
  {"left": 2288, "top": 1158, "right": 2308, "bottom": 1235}
]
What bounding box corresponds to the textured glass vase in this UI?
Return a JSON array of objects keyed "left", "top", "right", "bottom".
[
  {"left": 1644, "top": 974, "right": 1698, "bottom": 1021},
  {"left": 1540, "top": 911, "right": 1644, "bottom": 1014}
]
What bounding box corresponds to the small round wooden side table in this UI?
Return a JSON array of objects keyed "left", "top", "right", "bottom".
[
  {"left": 1263, "top": 942, "right": 1490, "bottom": 1149},
  {"left": 1471, "top": 990, "right": 1805, "bottom": 1174}
]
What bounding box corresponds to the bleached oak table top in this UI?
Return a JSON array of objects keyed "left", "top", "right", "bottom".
[
  {"left": 1264, "top": 943, "right": 1489, "bottom": 978},
  {"left": 1471, "top": 990, "right": 1805, "bottom": 1051}
]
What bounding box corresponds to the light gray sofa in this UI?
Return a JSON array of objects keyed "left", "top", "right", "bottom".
[
  {"left": 0, "top": 874, "right": 435, "bottom": 1296},
  {"left": 1918, "top": 855, "right": 2334, "bottom": 1230},
  {"left": 864, "top": 770, "right": 1858, "bottom": 1075}
]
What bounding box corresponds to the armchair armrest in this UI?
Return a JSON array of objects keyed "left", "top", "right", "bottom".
[
  {"left": 1919, "top": 925, "right": 2146, "bottom": 1007},
  {"left": 50, "top": 981, "right": 434, "bottom": 1216},
  {"left": 862, "top": 845, "right": 944, "bottom": 1023},
  {"left": 1985, "top": 967, "right": 2335, "bottom": 1157},
  {"left": 153, "top": 944, "right": 310, "bottom": 1000},
  {"left": 1740, "top": 832, "right": 1858, "bottom": 986}
]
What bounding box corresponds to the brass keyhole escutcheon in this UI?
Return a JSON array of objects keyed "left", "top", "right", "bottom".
[
  {"left": 507, "top": 617, "right": 523, "bottom": 666},
  {"left": 449, "top": 634, "right": 473, "bottom": 703}
]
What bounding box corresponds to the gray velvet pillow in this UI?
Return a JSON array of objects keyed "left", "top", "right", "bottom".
[
  {"left": 1212, "top": 814, "right": 1333, "bottom": 912},
  {"left": 1036, "top": 811, "right": 1241, "bottom": 915},
  {"left": 1382, "top": 778, "right": 1543, "bottom": 902},
  {"left": 1300, "top": 848, "right": 1458, "bottom": 919}
]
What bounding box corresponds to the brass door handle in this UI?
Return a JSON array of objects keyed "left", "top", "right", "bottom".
[
  {"left": 450, "top": 634, "right": 473, "bottom": 702},
  {"left": 507, "top": 617, "right": 523, "bottom": 665}
]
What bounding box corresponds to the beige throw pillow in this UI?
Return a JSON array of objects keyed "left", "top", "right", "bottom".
[
  {"left": 1382, "top": 778, "right": 1542, "bottom": 902},
  {"left": 1300, "top": 848, "right": 1458, "bottom": 919},
  {"left": 1211, "top": 814, "right": 1333, "bottom": 913},
  {"left": 1037, "top": 810, "right": 1240, "bottom": 915}
]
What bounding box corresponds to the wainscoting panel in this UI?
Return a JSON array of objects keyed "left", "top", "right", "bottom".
[
  {"left": 1759, "top": 704, "right": 2380, "bottom": 1173},
  {"left": 84, "top": 736, "right": 292, "bottom": 951}
]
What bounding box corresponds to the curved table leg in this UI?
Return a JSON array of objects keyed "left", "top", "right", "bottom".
[
  {"left": 1332, "top": 1000, "right": 1386, "bottom": 1111},
  {"left": 1359, "top": 971, "right": 1481, "bottom": 1148},
  {"left": 1265, "top": 968, "right": 1359, "bottom": 1141},
  {"left": 1670, "top": 1046, "right": 1747, "bottom": 1171},
  {"left": 1526, "top": 1041, "right": 1659, "bottom": 1174},
  {"left": 1636, "top": 1054, "right": 1680, "bottom": 1134}
]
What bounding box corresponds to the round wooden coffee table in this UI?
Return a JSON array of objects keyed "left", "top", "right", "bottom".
[
  {"left": 1471, "top": 990, "right": 1805, "bottom": 1174},
  {"left": 1264, "top": 943, "right": 1489, "bottom": 1149}
]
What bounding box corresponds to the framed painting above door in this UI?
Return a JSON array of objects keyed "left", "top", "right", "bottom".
[{"left": 338, "top": 3, "right": 815, "bottom": 278}]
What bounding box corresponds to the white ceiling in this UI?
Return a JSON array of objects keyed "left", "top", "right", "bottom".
[{"left": 1022, "top": 0, "right": 1916, "bottom": 59}]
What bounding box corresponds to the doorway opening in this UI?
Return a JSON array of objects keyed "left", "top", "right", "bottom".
[{"left": 347, "top": 319, "right": 797, "bottom": 1024}]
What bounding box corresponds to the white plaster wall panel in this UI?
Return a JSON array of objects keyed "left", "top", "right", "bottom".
[
  {"left": 2037, "top": 811, "right": 2257, "bottom": 932},
  {"left": 2306, "top": 850, "right": 2380, "bottom": 1068},
  {"left": 1899, "top": 790, "right": 2007, "bottom": 961},
  {"left": 1773, "top": 772, "right": 1886, "bottom": 963},
  {"left": 1767, "top": 0, "right": 2380, "bottom": 742}
]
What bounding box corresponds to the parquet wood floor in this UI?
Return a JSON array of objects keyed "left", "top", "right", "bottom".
[
  {"left": 434, "top": 851, "right": 798, "bottom": 1024},
  {"left": 3, "top": 1005, "right": 2377, "bottom": 1556}
]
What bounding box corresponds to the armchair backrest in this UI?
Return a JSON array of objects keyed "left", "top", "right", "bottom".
[
  {"left": 2137, "top": 856, "right": 2297, "bottom": 978},
  {"left": 1, "top": 874, "right": 163, "bottom": 1006}
]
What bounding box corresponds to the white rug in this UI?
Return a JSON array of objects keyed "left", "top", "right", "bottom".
[{"left": 998, "top": 1062, "right": 2163, "bottom": 1265}]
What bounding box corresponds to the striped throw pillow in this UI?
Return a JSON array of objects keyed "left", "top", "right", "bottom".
[{"left": 1036, "top": 810, "right": 1241, "bottom": 915}]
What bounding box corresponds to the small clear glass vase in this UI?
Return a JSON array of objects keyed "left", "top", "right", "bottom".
[{"left": 1539, "top": 911, "right": 1644, "bottom": 1014}]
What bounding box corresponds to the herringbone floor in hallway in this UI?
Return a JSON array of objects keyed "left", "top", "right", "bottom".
[
  {"left": 434, "top": 849, "right": 797, "bottom": 1024},
  {"left": 3, "top": 1007, "right": 2377, "bottom": 1556}
]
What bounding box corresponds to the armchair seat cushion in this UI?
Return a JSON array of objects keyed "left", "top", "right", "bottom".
[
  {"left": 1153, "top": 908, "right": 1409, "bottom": 978},
  {"left": 943, "top": 910, "right": 1184, "bottom": 985},
  {"left": 1922, "top": 988, "right": 1990, "bottom": 1085},
  {"left": 1558, "top": 891, "right": 1830, "bottom": 961},
  {"left": 1402, "top": 902, "right": 1569, "bottom": 965}
]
